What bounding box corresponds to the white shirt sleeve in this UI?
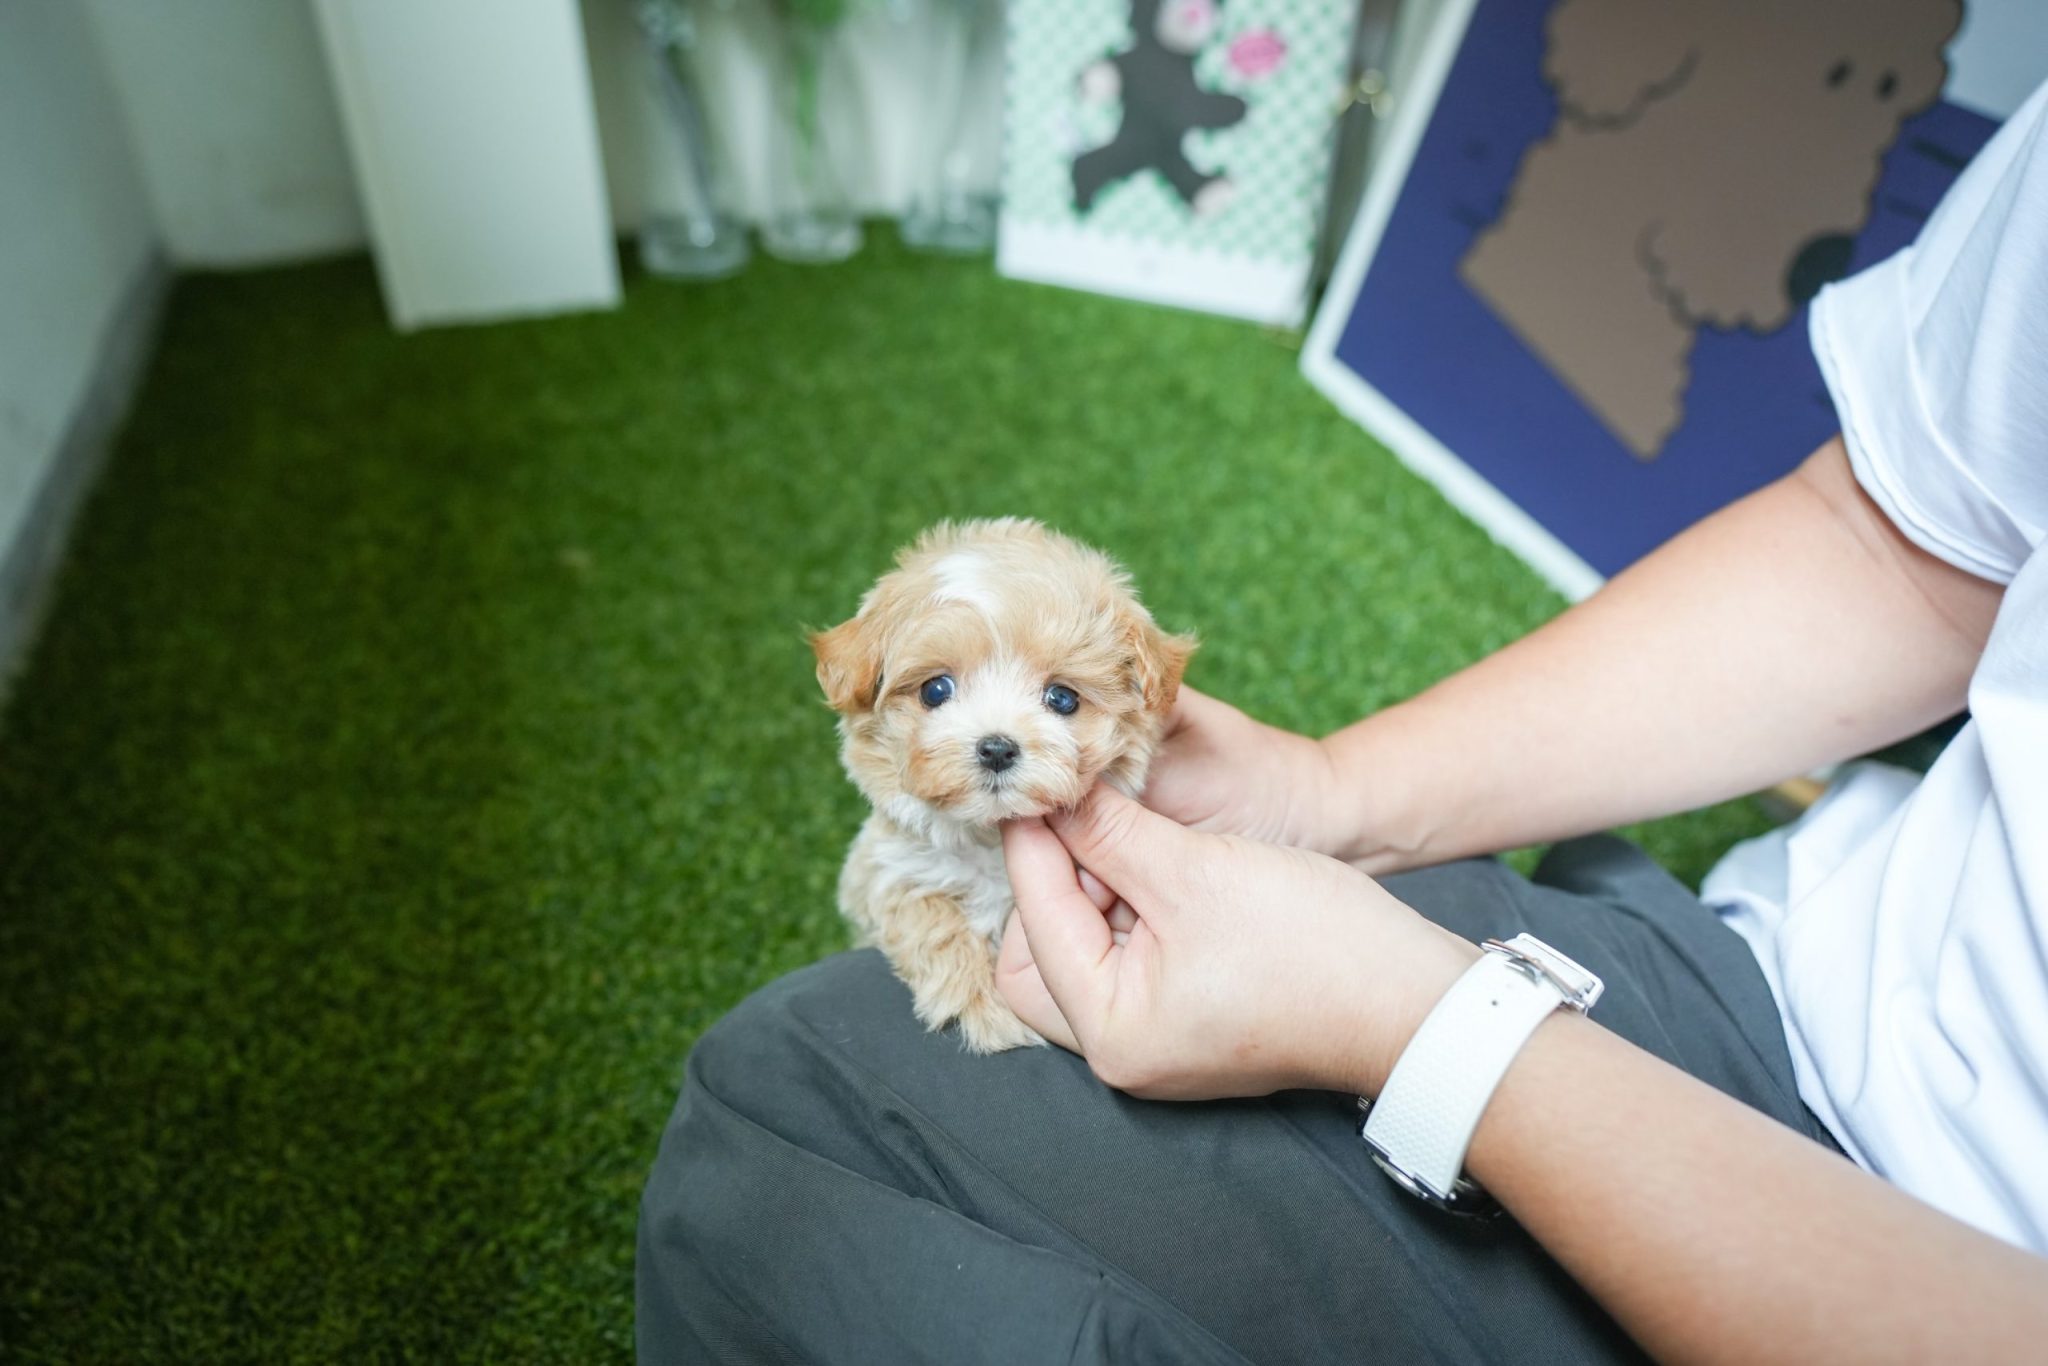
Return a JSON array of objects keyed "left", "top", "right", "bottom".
[{"left": 1810, "top": 80, "right": 2048, "bottom": 585}]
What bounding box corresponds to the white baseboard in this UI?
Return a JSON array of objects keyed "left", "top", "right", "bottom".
[{"left": 0, "top": 252, "right": 170, "bottom": 697}]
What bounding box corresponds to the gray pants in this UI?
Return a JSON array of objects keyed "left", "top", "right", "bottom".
[{"left": 637, "top": 838, "right": 1835, "bottom": 1364}]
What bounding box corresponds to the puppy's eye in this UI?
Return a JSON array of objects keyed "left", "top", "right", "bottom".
[
  {"left": 919, "top": 674, "right": 955, "bottom": 709},
  {"left": 1043, "top": 683, "right": 1080, "bottom": 716}
]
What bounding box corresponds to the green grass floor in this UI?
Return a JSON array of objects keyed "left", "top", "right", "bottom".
[{"left": 0, "top": 235, "right": 1771, "bottom": 1360}]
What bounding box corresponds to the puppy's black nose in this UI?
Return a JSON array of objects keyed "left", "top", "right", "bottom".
[{"left": 976, "top": 734, "right": 1021, "bottom": 773}]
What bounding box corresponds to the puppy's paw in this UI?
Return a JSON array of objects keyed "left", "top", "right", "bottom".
[
  {"left": 910, "top": 983, "right": 1042, "bottom": 1054},
  {"left": 954, "top": 994, "right": 1046, "bottom": 1055}
]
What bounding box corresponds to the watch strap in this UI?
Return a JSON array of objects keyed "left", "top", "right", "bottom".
[{"left": 1360, "top": 949, "right": 1566, "bottom": 1204}]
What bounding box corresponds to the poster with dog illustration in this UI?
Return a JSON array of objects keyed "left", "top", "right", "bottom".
[
  {"left": 998, "top": 0, "right": 1358, "bottom": 325},
  {"left": 1302, "top": 0, "right": 2045, "bottom": 597}
]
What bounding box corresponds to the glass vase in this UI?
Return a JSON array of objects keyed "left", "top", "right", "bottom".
[
  {"left": 762, "top": 9, "right": 863, "bottom": 263},
  {"left": 898, "top": 0, "right": 1000, "bottom": 253},
  {"left": 636, "top": 0, "right": 750, "bottom": 280}
]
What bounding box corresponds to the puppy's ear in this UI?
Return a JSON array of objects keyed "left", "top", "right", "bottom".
[
  {"left": 1124, "top": 611, "right": 1197, "bottom": 714},
  {"left": 811, "top": 611, "right": 885, "bottom": 713}
]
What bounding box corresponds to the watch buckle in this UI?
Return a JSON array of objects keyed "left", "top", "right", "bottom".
[{"left": 1482, "top": 933, "right": 1604, "bottom": 1013}]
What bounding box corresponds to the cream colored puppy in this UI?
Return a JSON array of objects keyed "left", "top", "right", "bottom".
[{"left": 811, "top": 518, "right": 1195, "bottom": 1052}]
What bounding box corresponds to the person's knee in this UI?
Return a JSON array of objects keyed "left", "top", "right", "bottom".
[
  {"left": 639, "top": 952, "right": 905, "bottom": 1346},
  {"left": 679, "top": 948, "right": 909, "bottom": 1118}
]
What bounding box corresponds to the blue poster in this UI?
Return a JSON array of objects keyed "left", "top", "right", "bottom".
[{"left": 1307, "top": 0, "right": 2005, "bottom": 583}]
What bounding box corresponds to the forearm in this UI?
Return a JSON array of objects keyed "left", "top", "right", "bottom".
[
  {"left": 1455, "top": 1014, "right": 2048, "bottom": 1363},
  {"left": 1324, "top": 437, "right": 2000, "bottom": 871}
]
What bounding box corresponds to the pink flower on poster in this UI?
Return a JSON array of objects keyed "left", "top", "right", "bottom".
[{"left": 1227, "top": 28, "right": 1287, "bottom": 80}]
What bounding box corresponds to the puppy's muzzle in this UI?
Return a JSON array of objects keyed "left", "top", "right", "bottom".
[{"left": 976, "top": 734, "right": 1021, "bottom": 774}]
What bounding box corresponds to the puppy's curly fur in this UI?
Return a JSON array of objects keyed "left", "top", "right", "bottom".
[{"left": 812, "top": 519, "right": 1195, "bottom": 1052}]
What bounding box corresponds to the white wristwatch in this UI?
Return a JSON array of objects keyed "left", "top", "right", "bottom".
[{"left": 1358, "top": 933, "right": 1604, "bottom": 1214}]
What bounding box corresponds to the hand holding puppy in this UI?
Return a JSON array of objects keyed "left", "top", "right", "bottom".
[
  {"left": 1138, "top": 685, "right": 1356, "bottom": 853},
  {"left": 998, "top": 785, "right": 1478, "bottom": 1100}
]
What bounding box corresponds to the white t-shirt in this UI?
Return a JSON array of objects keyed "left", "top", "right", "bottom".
[{"left": 1703, "top": 78, "right": 2048, "bottom": 1253}]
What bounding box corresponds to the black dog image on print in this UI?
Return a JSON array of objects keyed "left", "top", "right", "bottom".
[{"left": 1072, "top": 0, "right": 1247, "bottom": 215}]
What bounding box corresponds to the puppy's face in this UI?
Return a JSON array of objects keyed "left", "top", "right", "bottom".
[{"left": 813, "top": 520, "right": 1194, "bottom": 832}]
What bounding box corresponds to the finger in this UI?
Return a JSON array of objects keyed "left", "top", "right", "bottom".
[
  {"left": 1000, "top": 816, "right": 1115, "bottom": 1028},
  {"left": 995, "top": 912, "right": 1080, "bottom": 1050},
  {"left": 1078, "top": 866, "right": 1117, "bottom": 912},
  {"left": 1162, "top": 682, "right": 1214, "bottom": 738},
  {"left": 1046, "top": 784, "right": 1194, "bottom": 908},
  {"left": 1105, "top": 899, "right": 1137, "bottom": 935}
]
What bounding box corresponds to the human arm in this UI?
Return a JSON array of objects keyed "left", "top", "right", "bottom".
[
  {"left": 1474, "top": 1010, "right": 2048, "bottom": 1364},
  {"left": 998, "top": 788, "right": 2048, "bottom": 1364},
  {"left": 1144, "top": 436, "right": 2004, "bottom": 871}
]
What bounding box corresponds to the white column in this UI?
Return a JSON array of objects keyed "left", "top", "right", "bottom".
[{"left": 313, "top": 0, "right": 620, "bottom": 330}]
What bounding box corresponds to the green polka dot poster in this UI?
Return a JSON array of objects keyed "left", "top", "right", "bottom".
[{"left": 998, "top": 0, "right": 1358, "bottom": 325}]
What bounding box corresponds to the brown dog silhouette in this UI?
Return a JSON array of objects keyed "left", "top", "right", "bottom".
[{"left": 1460, "top": 0, "right": 1958, "bottom": 459}]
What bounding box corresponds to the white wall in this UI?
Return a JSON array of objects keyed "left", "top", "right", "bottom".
[
  {"left": 1947, "top": 0, "right": 2048, "bottom": 119},
  {"left": 82, "top": 0, "right": 364, "bottom": 269},
  {"left": 75, "top": 0, "right": 1002, "bottom": 267},
  {"left": 0, "top": 1, "right": 157, "bottom": 583}
]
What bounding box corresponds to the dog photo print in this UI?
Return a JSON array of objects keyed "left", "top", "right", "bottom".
[
  {"left": 999, "top": 0, "right": 1358, "bottom": 325},
  {"left": 1302, "top": 0, "right": 2045, "bottom": 596}
]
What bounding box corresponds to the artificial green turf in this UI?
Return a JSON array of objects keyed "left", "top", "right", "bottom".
[{"left": 0, "top": 235, "right": 1772, "bottom": 1361}]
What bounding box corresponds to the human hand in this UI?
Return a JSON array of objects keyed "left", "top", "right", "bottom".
[
  {"left": 996, "top": 785, "right": 1477, "bottom": 1100},
  {"left": 1139, "top": 686, "right": 1355, "bottom": 855}
]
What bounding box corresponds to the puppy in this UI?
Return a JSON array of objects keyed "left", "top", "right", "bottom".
[{"left": 811, "top": 518, "right": 1195, "bottom": 1052}]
